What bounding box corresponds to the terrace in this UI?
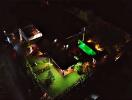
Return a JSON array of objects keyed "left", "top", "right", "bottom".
[{"left": 25, "top": 44, "right": 91, "bottom": 97}]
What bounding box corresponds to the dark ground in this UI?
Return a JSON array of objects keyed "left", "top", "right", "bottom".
[{"left": 0, "top": 0, "right": 132, "bottom": 100}]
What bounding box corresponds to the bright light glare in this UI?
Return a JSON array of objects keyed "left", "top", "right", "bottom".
[
  {"left": 87, "top": 39, "right": 93, "bottom": 43},
  {"left": 53, "top": 38, "right": 58, "bottom": 43},
  {"left": 95, "top": 44, "right": 104, "bottom": 51},
  {"left": 28, "top": 32, "right": 43, "bottom": 41}
]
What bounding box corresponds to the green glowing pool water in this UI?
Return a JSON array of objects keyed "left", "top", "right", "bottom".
[{"left": 78, "top": 40, "right": 96, "bottom": 56}]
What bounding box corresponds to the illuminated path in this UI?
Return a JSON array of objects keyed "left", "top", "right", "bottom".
[{"left": 26, "top": 57, "right": 84, "bottom": 97}]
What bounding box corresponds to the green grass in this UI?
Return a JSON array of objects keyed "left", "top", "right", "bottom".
[{"left": 27, "top": 57, "right": 84, "bottom": 97}]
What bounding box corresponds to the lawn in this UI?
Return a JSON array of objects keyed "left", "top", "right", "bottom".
[{"left": 26, "top": 56, "right": 84, "bottom": 97}]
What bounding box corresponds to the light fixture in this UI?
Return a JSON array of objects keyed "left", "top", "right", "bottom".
[
  {"left": 66, "top": 44, "right": 69, "bottom": 49},
  {"left": 95, "top": 44, "right": 104, "bottom": 51},
  {"left": 53, "top": 38, "right": 58, "bottom": 43},
  {"left": 87, "top": 39, "right": 93, "bottom": 43},
  {"left": 74, "top": 56, "right": 79, "bottom": 60}
]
